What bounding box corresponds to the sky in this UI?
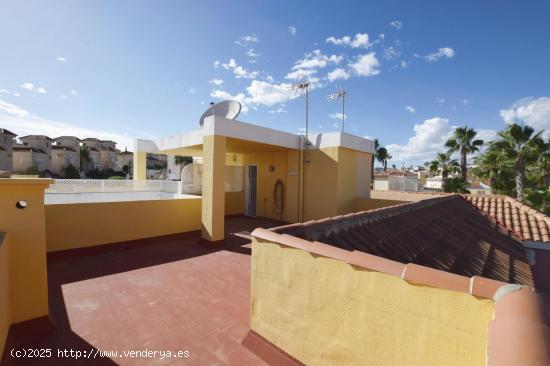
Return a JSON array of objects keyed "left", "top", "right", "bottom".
[{"left": 1, "top": 0, "right": 549, "bottom": 166}]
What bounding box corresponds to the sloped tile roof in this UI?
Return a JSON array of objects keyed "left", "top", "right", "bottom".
[
  {"left": 462, "top": 195, "right": 550, "bottom": 243},
  {"left": 0, "top": 128, "right": 16, "bottom": 136},
  {"left": 272, "top": 195, "right": 534, "bottom": 286}
]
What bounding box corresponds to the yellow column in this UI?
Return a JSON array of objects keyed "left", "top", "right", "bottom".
[
  {"left": 201, "top": 135, "right": 226, "bottom": 241},
  {"left": 0, "top": 179, "right": 51, "bottom": 324},
  {"left": 133, "top": 151, "right": 147, "bottom": 180}
]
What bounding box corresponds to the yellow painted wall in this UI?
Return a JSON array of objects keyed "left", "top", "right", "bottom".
[
  {"left": 251, "top": 239, "right": 494, "bottom": 366},
  {"left": 302, "top": 147, "right": 373, "bottom": 221},
  {"left": 225, "top": 191, "right": 245, "bottom": 215},
  {"left": 0, "top": 179, "right": 50, "bottom": 325},
  {"left": 45, "top": 197, "right": 201, "bottom": 252},
  {"left": 201, "top": 135, "right": 226, "bottom": 241},
  {"left": 241, "top": 151, "right": 290, "bottom": 221},
  {"left": 354, "top": 197, "right": 408, "bottom": 211},
  {"left": 133, "top": 151, "right": 147, "bottom": 180},
  {"left": 0, "top": 233, "right": 10, "bottom": 361}
]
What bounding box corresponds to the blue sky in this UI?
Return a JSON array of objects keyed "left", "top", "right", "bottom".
[{"left": 1, "top": 0, "right": 549, "bottom": 165}]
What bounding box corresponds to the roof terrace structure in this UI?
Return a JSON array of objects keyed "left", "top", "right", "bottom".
[{"left": 135, "top": 115, "right": 375, "bottom": 242}]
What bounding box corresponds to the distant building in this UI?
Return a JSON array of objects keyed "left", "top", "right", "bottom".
[
  {"left": 81, "top": 138, "right": 103, "bottom": 171},
  {"left": 116, "top": 148, "right": 133, "bottom": 174},
  {"left": 0, "top": 128, "right": 16, "bottom": 171},
  {"left": 16, "top": 135, "right": 54, "bottom": 172},
  {"left": 99, "top": 140, "right": 117, "bottom": 170},
  {"left": 53, "top": 136, "right": 81, "bottom": 175},
  {"left": 12, "top": 146, "right": 49, "bottom": 172}
]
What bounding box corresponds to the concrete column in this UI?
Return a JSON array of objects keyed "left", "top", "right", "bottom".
[
  {"left": 133, "top": 151, "right": 147, "bottom": 180},
  {"left": 201, "top": 135, "right": 226, "bottom": 242}
]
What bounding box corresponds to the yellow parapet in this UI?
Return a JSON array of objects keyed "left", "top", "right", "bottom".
[
  {"left": 0, "top": 179, "right": 51, "bottom": 343},
  {"left": 250, "top": 238, "right": 494, "bottom": 366},
  {"left": 133, "top": 151, "right": 147, "bottom": 180}
]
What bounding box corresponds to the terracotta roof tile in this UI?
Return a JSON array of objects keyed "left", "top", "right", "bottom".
[
  {"left": 272, "top": 195, "right": 535, "bottom": 287},
  {"left": 462, "top": 194, "right": 550, "bottom": 243}
]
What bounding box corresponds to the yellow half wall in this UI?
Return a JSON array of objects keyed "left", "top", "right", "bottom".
[
  {"left": 250, "top": 239, "right": 494, "bottom": 366},
  {"left": 46, "top": 197, "right": 201, "bottom": 252}
]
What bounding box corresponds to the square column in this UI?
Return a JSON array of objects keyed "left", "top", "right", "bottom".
[
  {"left": 133, "top": 151, "right": 147, "bottom": 180},
  {"left": 201, "top": 135, "right": 226, "bottom": 242}
]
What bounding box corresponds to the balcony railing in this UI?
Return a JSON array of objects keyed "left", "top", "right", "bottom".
[{"left": 46, "top": 179, "right": 180, "bottom": 194}]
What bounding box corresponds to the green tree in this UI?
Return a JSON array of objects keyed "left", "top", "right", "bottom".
[
  {"left": 490, "top": 123, "right": 544, "bottom": 201},
  {"left": 174, "top": 155, "right": 193, "bottom": 166},
  {"left": 376, "top": 147, "right": 391, "bottom": 173},
  {"left": 445, "top": 125, "right": 484, "bottom": 180},
  {"left": 429, "top": 152, "right": 460, "bottom": 179},
  {"left": 471, "top": 148, "right": 514, "bottom": 194},
  {"left": 80, "top": 146, "right": 90, "bottom": 172},
  {"left": 442, "top": 177, "right": 471, "bottom": 193},
  {"left": 63, "top": 164, "right": 80, "bottom": 179}
]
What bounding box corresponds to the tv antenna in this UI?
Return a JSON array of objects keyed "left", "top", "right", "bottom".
[
  {"left": 328, "top": 86, "right": 346, "bottom": 131},
  {"left": 292, "top": 77, "right": 311, "bottom": 145}
]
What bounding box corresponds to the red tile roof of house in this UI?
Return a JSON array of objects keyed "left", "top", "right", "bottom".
[
  {"left": 272, "top": 195, "right": 535, "bottom": 286},
  {"left": 462, "top": 195, "right": 550, "bottom": 243}
]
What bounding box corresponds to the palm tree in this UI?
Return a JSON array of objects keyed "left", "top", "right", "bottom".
[
  {"left": 79, "top": 146, "right": 91, "bottom": 172},
  {"left": 471, "top": 148, "right": 513, "bottom": 194},
  {"left": 490, "top": 123, "right": 544, "bottom": 201},
  {"left": 376, "top": 147, "right": 391, "bottom": 173},
  {"left": 371, "top": 138, "right": 380, "bottom": 179},
  {"left": 429, "top": 152, "right": 460, "bottom": 179},
  {"left": 445, "top": 125, "right": 484, "bottom": 180}
]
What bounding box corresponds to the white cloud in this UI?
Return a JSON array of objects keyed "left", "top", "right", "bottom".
[
  {"left": 221, "top": 58, "right": 258, "bottom": 79},
  {"left": 383, "top": 46, "right": 401, "bottom": 60},
  {"left": 59, "top": 94, "right": 67, "bottom": 99},
  {"left": 20, "top": 82, "right": 48, "bottom": 94},
  {"left": 405, "top": 105, "right": 416, "bottom": 113},
  {"left": 350, "top": 53, "right": 380, "bottom": 76},
  {"left": 292, "top": 49, "right": 342, "bottom": 70},
  {"left": 327, "top": 68, "right": 350, "bottom": 82},
  {"left": 288, "top": 26, "right": 296, "bottom": 35},
  {"left": 0, "top": 99, "right": 139, "bottom": 149},
  {"left": 0, "top": 88, "right": 20, "bottom": 97},
  {"left": 246, "top": 48, "right": 261, "bottom": 58},
  {"left": 269, "top": 106, "right": 287, "bottom": 114},
  {"left": 246, "top": 80, "right": 296, "bottom": 106},
  {"left": 235, "top": 34, "right": 259, "bottom": 47},
  {"left": 56, "top": 57, "right": 67, "bottom": 62},
  {"left": 213, "top": 60, "right": 220, "bottom": 69},
  {"left": 0, "top": 99, "right": 30, "bottom": 118},
  {"left": 329, "top": 112, "right": 346, "bottom": 120},
  {"left": 436, "top": 97, "right": 446, "bottom": 105},
  {"left": 285, "top": 68, "right": 317, "bottom": 80},
  {"left": 500, "top": 96, "right": 550, "bottom": 137},
  {"left": 425, "top": 47, "right": 455, "bottom": 62},
  {"left": 210, "top": 89, "right": 249, "bottom": 113},
  {"left": 387, "top": 117, "right": 454, "bottom": 162},
  {"left": 389, "top": 20, "right": 403, "bottom": 30},
  {"left": 189, "top": 88, "right": 197, "bottom": 94},
  {"left": 20, "top": 82, "right": 35, "bottom": 91},
  {"left": 326, "top": 33, "right": 371, "bottom": 48},
  {"left": 400, "top": 60, "right": 408, "bottom": 68},
  {"left": 70, "top": 89, "right": 77, "bottom": 96},
  {"left": 476, "top": 129, "right": 498, "bottom": 143},
  {"left": 209, "top": 79, "right": 224, "bottom": 86}
]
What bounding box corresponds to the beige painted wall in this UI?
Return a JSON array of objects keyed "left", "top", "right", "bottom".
[
  {"left": 45, "top": 197, "right": 202, "bottom": 252},
  {"left": 0, "top": 233, "right": 10, "bottom": 361},
  {"left": 354, "top": 197, "right": 408, "bottom": 211},
  {"left": 250, "top": 239, "right": 494, "bottom": 366},
  {"left": 0, "top": 179, "right": 50, "bottom": 339}
]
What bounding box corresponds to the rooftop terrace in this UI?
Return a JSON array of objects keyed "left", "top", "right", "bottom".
[{"left": 5, "top": 216, "right": 284, "bottom": 366}]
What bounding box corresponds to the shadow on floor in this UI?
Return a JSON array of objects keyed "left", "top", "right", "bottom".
[{"left": 3, "top": 216, "right": 286, "bottom": 366}]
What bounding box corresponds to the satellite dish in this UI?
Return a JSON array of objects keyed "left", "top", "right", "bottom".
[{"left": 199, "top": 100, "right": 241, "bottom": 127}]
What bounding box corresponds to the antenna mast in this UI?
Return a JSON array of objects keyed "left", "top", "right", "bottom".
[
  {"left": 328, "top": 86, "right": 347, "bottom": 132},
  {"left": 292, "top": 77, "right": 311, "bottom": 146}
]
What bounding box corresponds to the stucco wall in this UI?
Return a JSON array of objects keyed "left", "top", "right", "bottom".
[
  {"left": 0, "top": 179, "right": 50, "bottom": 331},
  {"left": 225, "top": 191, "right": 245, "bottom": 215},
  {"left": 45, "top": 197, "right": 202, "bottom": 252},
  {"left": 0, "top": 233, "right": 10, "bottom": 361},
  {"left": 250, "top": 239, "right": 494, "bottom": 366}
]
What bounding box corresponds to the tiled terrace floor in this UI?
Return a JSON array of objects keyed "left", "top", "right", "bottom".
[{"left": 6, "top": 216, "right": 286, "bottom": 366}]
